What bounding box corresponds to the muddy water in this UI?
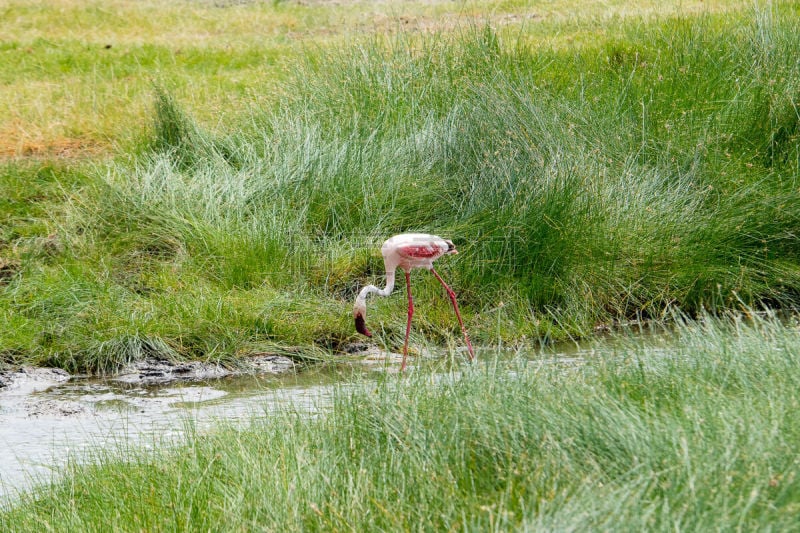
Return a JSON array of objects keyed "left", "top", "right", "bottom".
[
  {"left": 0, "top": 343, "right": 599, "bottom": 502},
  {"left": 0, "top": 366, "right": 360, "bottom": 501}
]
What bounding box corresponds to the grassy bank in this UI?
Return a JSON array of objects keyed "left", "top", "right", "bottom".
[
  {"left": 3, "top": 315, "right": 799, "bottom": 529},
  {"left": 2, "top": 1, "right": 800, "bottom": 372},
  {"left": 4, "top": 0, "right": 737, "bottom": 157}
]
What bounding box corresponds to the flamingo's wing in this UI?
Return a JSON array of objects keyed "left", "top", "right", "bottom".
[{"left": 396, "top": 243, "right": 441, "bottom": 259}]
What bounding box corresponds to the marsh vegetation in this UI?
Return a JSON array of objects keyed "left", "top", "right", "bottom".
[
  {"left": 5, "top": 316, "right": 800, "bottom": 530},
  {"left": 2, "top": 0, "right": 800, "bottom": 528}
]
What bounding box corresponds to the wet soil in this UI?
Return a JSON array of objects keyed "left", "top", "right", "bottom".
[
  {"left": 0, "top": 362, "right": 335, "bottom": 501},
  {"left": 0, "top": 347, "right": 404, "bottom": 499},
  {"left": 0, "top": 354, "right": 297, "bottom": 394},
  {"left": 112, "top": 354, "right": 296, "bottom": 386}
]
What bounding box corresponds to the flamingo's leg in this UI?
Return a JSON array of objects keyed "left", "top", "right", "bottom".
[
  {"left": 401, "top": 270, "right": 414, "bottom": 371},
  {"left": 430, "top": 268, "right": 475, "bottom": 362}
]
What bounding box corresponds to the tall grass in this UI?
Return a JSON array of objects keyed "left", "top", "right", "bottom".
[
  {"left": 115, "top": 14, "right": 800, "bottom": 311},
  {"left": 3, "top": 314, "right": 799, "bottom": 529},
  {"left": 3, "top": 5, "right": 800, "bottom": 370}
]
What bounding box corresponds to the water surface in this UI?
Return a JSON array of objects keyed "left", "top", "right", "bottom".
[
  {"left": 0, "top": 367, "right": 350, "bottom": 500},
  {"left": 0, "top": 341, "right": 608, "bottom": 501}
]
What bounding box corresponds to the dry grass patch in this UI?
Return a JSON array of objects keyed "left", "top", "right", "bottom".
[{"left": 0, "top": 131, "right": 107, "bottom": 160}]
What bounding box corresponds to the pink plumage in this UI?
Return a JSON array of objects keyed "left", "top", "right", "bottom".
[{"left": 354, "top": 233, "right": 475, "bottom": 370}]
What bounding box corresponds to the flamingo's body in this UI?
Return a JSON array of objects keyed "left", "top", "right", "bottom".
[{"left": 354, "top": 233, "right": 475, "bottom": 370}]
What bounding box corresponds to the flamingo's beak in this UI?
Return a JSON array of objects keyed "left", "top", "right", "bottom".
[{"left": 355, "top": 312, "right": 372, "bottom": 337}]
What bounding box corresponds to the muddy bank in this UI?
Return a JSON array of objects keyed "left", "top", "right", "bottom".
[
  {"left": 0, "top": 342, "right": 588, "bottom": 499},
  {"left": 0, "top": 367, "right": 71, "bottom": 395},
  {"left": 113, "top": 354, "right": 296, "bottom": 386},
  {"left": 0, "top": 354, "right": 297, "bottom": 394},
  {"left": 0, "top": 364, "right": 340, "bottom": 500}
]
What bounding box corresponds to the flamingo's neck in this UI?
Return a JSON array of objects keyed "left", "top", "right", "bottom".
[
  {"left": 355, "top": 270, "right": 395, "bottom": 304},
  {"left": 353, "top": 271, "right": 396, "bottom": 337}
]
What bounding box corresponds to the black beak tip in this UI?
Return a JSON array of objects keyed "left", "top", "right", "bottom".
[{"left": 355, "top": 315, "right": 372, "bottom": 337}]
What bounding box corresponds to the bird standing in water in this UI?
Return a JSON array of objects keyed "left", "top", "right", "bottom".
[{"left": 354, "top": 233, "right": 475, "bottom": 370}]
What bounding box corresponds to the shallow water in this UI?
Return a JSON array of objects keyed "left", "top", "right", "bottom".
[
  {"left": 0, "top": 341, "right": 608, "bottom": 502},
  {"left": 0, "top": 367, "right": 353, "bottom": 501}
]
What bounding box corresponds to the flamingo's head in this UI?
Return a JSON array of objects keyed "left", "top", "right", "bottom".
[
  {"left": 354, "top": 308, "right": 372, "bottom": 337},
  {"left": 445, "top": 239, "right": 458, "bottom": 255}
]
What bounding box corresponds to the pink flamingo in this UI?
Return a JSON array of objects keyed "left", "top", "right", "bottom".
[{"left": 354, "top": 233, "right": 475, "bottom": 370}]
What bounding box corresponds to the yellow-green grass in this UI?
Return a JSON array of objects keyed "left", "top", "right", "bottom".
[{"left": 1, "top": 0, "right": 752, "bottom": 158}]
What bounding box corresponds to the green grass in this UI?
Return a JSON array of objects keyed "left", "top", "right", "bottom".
[
  {"left": 8, "top": 0, "right": 723, "bottom": 156},
  {"left": 3, "top": 314, "right": 799, "bottom": 530},
  {"left": 2, "top": 1, "right": 800, "bottom": 372},
  {"left": 4, "top": 1, "right": 800, "bottom": 526}
]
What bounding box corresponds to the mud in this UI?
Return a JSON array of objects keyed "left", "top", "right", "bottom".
[
  {"left": 0, "top": 364, "right": 341, "bottom": 501},
  {"left": 113, "top": 354, "right": 295, "bottom": 386},
  {"left": 0, "top": 366, "right": 71, "bottom": 395},
  {"left": 0, "top": 354, "right": 298, "bottom": 421},
  {"left": 24, "top": 398, "right": 88, "bottom": 417},
  {"left": 0, "top": 354, "right": 296, "bottom": 394},
  {"left": 0, "top": 341, "right": 594, "bottom": 500}
]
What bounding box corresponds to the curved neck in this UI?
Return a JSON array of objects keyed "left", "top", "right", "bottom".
[
  {"left": 357, "top": 270, "right": 395, "bottom": 303},
  {"left": 353, "top": 270, "right": 397, "bottom": 337}
]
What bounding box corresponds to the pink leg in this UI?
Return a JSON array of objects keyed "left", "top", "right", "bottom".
[
  {"left": 402, "top": 270, "right": 413, "bottom": 371},
  {"left": 431, "top": 268, "right": 475, "bottom": 362}
]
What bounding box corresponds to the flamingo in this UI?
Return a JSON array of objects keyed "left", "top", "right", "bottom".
[{"left": 354, "top": 233, "right": 475, "bottom": 370}]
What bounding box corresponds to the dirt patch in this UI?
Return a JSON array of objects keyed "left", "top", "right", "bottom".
[
  {"left": 1, "top": 355, "right": 296, "bottom": 394},
  {"left": 370, "top": 11, "right": 542, "bottom": 35},
  {"left": 290, "top": 0, "right": 452, "bottom": 5},
  {"left": 0, "top": 135, "right": 109, "bottom": 160},
  {"left": 0, "top": 258, "right": 21, "bottom": 284},
  {"left": 25, "top": 398, "right": 88, "bottom": 417},
  {"left": 342, "top": 342, "right": 412, "bottom": 366},
  {"left": 0, "top": 366, "right": 71, "bottom": 394}
]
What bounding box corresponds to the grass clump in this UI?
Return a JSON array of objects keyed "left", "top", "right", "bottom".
[
  {"left": 3, "top": 315, "right": 800, "bottom": 530},
  {"left": 3, "top": 3, "right": 800, "bottom": 370}
]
